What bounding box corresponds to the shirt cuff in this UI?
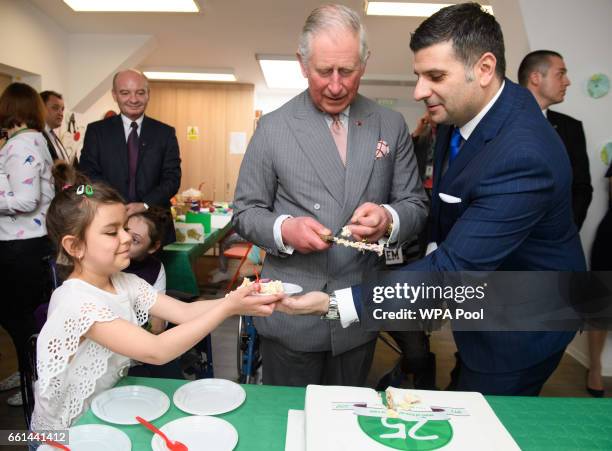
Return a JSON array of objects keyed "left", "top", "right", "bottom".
[
  {"left": 335, "top": 287, "right": 360, "bottom": 328},
  {"left": 381, "top": 204, "right": 400, "bottom": 243},
  {"left": 273, "top": 214, "right": 294, "bottom": 255}
]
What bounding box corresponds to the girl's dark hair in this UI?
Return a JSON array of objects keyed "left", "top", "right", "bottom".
[
  {"left": 131, "top": 206, "right": 171, "bottom": 249},
  {"left": 0, "top": 82, "right": 46, "bottom": 131},
  {"left": 47, "top": 162, "right": 125, "bottom": 271}
]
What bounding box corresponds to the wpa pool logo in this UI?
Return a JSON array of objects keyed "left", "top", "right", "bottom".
[{"left": 358, "top": 416, "right": 453, "bottom": 450}]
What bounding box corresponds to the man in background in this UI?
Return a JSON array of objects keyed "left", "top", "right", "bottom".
[
  {"left": 519, "top": 50, "right": 592, "bottom": 229},
  {"left": 79, "top": 69, "right": 181, "bottom": 242},
  {"left": 233, "top": 4, "right": 427, "bottom": 387},
  {"left": 40, "top": 90, "right": 70, "bottom": 162}
]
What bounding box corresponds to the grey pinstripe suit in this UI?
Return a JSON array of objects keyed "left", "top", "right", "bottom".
[{"left": 233, "top": 90, "right": 428, "bottom": 361}]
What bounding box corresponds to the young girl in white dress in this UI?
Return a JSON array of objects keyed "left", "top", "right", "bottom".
[{"left": 31, "top": 164, "right": 281, "bottom": 431}]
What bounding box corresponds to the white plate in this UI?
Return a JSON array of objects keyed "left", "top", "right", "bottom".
[
  {"left": 151, "top": 416, "right": 238, "bottom": 451},
  {"left": 254, "top": 282, "right": 303, "bottom": 296},
  {"left": 38, "top": 424, "right": 131, "bottom": 451},
  {"left": 282, "top": 282, "right": 303, "bottom": 296},
  {"left": 91, "top": 385, "right": 170, "bottom": 425},
  {"left": 173, "top": 378, "right": 246, "bottom": 416}
]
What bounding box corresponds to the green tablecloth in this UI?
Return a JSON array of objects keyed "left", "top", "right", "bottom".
[
  {"left": 76, "top": 376, "right": 612, "bottom": 450},
  {"left": 160, "top": 221, "right": 232, "bottom": 295}
]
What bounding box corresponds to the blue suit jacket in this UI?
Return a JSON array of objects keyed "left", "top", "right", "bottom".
[{"left": 356, "top": 80, "right": 586, "bottom": 374}]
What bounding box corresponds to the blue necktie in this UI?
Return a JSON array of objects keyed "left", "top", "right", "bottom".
[{"left": 448, "top": 127, "right": 463, "bottom": 164}]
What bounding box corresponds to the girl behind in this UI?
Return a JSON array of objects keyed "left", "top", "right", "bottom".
[
  {"left": 124, "top": 206, "right": 169, "bottom": 294},
  {"left": 31, "top": 164, "right": 281, "bottom": 430}
]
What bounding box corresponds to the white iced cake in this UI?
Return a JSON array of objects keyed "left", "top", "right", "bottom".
[{"left": 294, "top": 385, "right": 520, "bottom": 451}]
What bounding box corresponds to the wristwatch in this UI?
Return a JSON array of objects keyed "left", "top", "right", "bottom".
[{"left": 321, "top": 294, "right": 340, "bottom": 321}]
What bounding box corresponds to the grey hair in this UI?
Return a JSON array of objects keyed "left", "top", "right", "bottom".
[{"left": 298, "top": 4, "right": 369, "bottom": 67}]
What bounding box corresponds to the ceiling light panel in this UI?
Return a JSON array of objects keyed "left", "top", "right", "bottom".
[
  {"left": 63, "top": 0, "right": 199, "bottom": 13},
  {"left": 256, "top": 57, "right": 307, "bottom": 90},
  {"left": 365, "top": 2, "right": 493, "bottom": 17},
  {"left": 143, "top": 71, "right": 236, "bottom": 82}
]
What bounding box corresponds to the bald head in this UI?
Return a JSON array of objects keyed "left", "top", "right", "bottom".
[{"left": 112, "top": 70, "right": 150, "bottom": 120}]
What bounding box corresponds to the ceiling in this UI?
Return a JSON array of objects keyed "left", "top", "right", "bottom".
[{"left": 28, "top": 0, "right": 490, "bottom": 99}]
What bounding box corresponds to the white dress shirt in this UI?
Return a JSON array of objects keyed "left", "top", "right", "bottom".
[{"left": 120, "top": 114, "right": 144, "bottom": 140}]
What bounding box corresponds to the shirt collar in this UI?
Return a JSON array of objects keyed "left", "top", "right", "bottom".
[
  {"left": 120, "top": 114, "right": 144, "bottom": 129},
  {"left": 324, "top": 106, "right": 350, "bottom": 126},
  {"left": 459, "top": 81, "right": 505, "bottom": 140}
]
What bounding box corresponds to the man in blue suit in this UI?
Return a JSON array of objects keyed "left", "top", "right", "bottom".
[{"left": 279, "top": 3, "right": 585, "bottom": 396}]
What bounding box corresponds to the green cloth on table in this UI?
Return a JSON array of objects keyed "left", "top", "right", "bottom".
[
  {"left": 161, "top": 222, "right": 232, "bottom": 296},
  {"left": 487, "top": 395, "right": 612, "bottom": 450},
  {"left": 76, "top": 377, "right": 305, "bottom": 451},
  {"left": 77, "top": 376, "right": 612, "bottom": 450}
]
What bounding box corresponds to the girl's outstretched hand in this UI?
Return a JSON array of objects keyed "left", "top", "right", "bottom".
[{"left": 223, "top": 283, "right": 284, "bottom": 317}]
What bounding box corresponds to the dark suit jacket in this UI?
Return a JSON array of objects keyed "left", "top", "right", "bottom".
[
  {"left": 79, "top": 115, "right": 181, "bottom": 208},
  {"left": 42, "top": 132, "right": 59, "bottom": 161},
  {"left": 547, "top": 109, "right": 592, "bottom": 229},
  {"left": 353, "top": 80, "right": 586, "bottom": 377}
]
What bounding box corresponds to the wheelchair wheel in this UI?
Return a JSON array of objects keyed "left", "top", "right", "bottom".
[
  {"left": 236, "top": 316, "right": 262, "bottom": 384},
  {"left": 237, "top": 316, "right": 246, "bottom": 380}
]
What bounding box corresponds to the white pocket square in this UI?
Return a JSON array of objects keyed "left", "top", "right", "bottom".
[{"left": 439, "top": 193, "right": 462, "bottom": 204}]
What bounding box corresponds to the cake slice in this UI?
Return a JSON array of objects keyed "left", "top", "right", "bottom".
[
  {"left": 385, "top": 386, "right": 421, "bottom": 411},
  {"left": 239, "top": 277, "right": 284, "bottom": 294}
]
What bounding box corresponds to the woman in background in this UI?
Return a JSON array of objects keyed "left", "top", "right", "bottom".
[
  {"left": 587, "top": 163, "right": 612, "bottom": 397},
  {"left": 0, "top": 83, "right": 54, "bottom": 408}
]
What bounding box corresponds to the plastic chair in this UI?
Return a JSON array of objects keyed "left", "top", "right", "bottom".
[{"left": 224, "top": 242, "right": 254, "bottom": 292}]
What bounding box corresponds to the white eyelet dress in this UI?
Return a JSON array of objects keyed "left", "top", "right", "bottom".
[{"left": 30, "top": 272, "right": 157, "bottom": 430}]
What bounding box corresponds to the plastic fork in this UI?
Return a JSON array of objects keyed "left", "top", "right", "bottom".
[
  {"left": 136, "top": 416, "right": 188, "bottom": 451},
  {"left": 43, "top": 439, "right": 70, "bottom": 450}
]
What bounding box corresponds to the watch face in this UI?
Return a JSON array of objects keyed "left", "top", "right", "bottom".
[{"left": 587, "top": 73, "right": 610, "bottom": 99}]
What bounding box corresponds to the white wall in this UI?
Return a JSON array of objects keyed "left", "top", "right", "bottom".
[
  {"left": 519, "top": 0, "right": 612, "bottom": 375},
  {"left": 0, "top": 0, "right": 155, "bottom": 157},
  {"left": 0, "top": 0, "right": 68, "bottom": 92}
]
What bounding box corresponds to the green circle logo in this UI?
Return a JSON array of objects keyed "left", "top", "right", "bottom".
[{"left": 357, "top": 416, "right": 453, "bottom": 450}]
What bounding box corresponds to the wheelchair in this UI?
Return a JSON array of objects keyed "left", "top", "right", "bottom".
[{"left": 236, "top": 316, "right": 262, "bottom": 384}]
